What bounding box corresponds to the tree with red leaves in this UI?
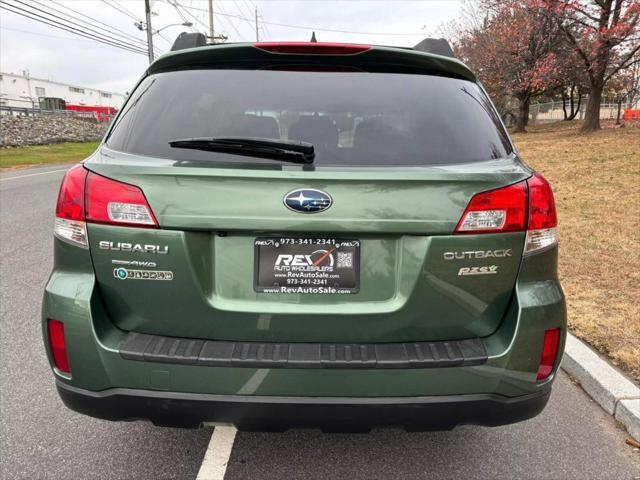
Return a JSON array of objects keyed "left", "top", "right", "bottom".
[
  {"left": 542, "top": 0, "right": 640, "bottom": 132},
  {"left": 455, "top": 1, "right": 563, "bottom": 132}
]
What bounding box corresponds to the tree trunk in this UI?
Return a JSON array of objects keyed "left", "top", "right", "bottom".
[
  {"left": 569, "top": 93, "right": 582, "bottom": 120},
  {"left": 514, "top": 95, "right": 530, "bottom": 133},
  {"left": 569, "top": 86, "right": 576, "bottom": 119},
  {"left": 562, "top": 90, "right": 568, "bottom": 120},
  {"left": 581, "top": 84, "right": 603, "bottom": 133},
  {"left": 615, "top": 99, "right": 622, "bottom": 125}
]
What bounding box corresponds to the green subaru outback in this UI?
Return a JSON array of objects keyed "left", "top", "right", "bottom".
[{"left": 44, "top": 40, "right": 566, "bottom": 431}]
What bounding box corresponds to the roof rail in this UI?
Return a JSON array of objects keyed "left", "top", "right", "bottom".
[
  {"left": 171, "top": 32, "right": 207, "bottom": 52},
  {"left": 413, "top": 38, "right": 455, "bottom": 58}
]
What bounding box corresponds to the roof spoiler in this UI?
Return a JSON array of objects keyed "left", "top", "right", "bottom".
[
  {"left": 171, "top": 32, "right": 207, "bottom": 52},
  {"left": 413, "top": 38, "right": 455, "bottom": 58}
]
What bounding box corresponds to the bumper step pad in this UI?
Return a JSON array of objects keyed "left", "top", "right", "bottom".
[{"left": 119, "top": 332, "right": 487, "bottom": 369}]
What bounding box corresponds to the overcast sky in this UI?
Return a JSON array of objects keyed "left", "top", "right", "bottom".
[{"left": 0, "top": 0, "right": 463, "bottom": 94}]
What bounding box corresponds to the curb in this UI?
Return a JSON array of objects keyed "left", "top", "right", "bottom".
[{"left": 561, "top": 333, "right": 640, "bottom": 441}]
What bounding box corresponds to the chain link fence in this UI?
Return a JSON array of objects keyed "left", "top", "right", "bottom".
[{"left": 528, "top": 98, "right": 634, "bottom": 125}]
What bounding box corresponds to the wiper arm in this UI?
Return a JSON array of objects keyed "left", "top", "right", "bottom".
[{"left": 168, "top": 137, "right": 315, "bottom": 164}]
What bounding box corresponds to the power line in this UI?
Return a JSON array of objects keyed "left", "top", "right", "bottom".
[
  {"left": 169, "top": 0, "right": 208, "bottom": 33},
  {"left": 157, "top": 31, "right": 174, "bottom": 47},
  {"left": 4, "top": 1, "right": 147, "bottom": 54},
  {"left": 169, "top": 0, "right": 251, "bottom": 25},
  {"left": 0, "top": 3, "right": 148, "bottom": 56},
  {"left": 4, "top": 0, "right": 164, "bottom": 57},
  {"left": 236, "top": 0, "right": 267, "bottom": 39},
  {"left": 259, "top": 20, "right": 427, "bottom": 36},
  {"left": 241, "top": 0, "right": 256, "bottom": 19},
  {"left": 0, "top": 25, "right": 108, "bottom": 44},
  {"left": 215, "top": 1, "right": 245, "bottom": 40},
  {"left": 165, "top": 0, "right": 198, "bottom": 32},
  {"left": 111, "top": 0, "right": 140, "bottom": 21},
  {"left": 100, "top": 0, "right": 140, "bottom": 22},
  {"left": 1, "top": 6, "right": 147, "bottom": 56},
  {"left": 174, "top": 3, "right": 427, "bottom": 36},
  {"left": 233, "top": 0, "right": 253, "bottom": 25},
  {"left": 8, "top": 0, "right": 149, "bottom": 53},
  {"left": 42, "top": 0, "right": 147, "bottom": 47},
  {"left": 261, "top": 21, "right": 273, "bottom": 40},
  {"left": 170, "top": 0, "right": 228, "bottom": 42}
]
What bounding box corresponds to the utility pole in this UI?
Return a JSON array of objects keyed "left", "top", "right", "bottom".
[
  {"left": 254, "top": 7, "right": 259, "bottom": 41},
  {"left": 208, "top": 0, "right": 214, "bottom": 41},
  {"left": 206, "top": 0, "right": 227, "bottom": 43},
  {"left": 144, "top": 0, "right": 154, "bottom": 64}
]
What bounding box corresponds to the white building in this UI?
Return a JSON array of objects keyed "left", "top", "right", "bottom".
[{"left": 0, "top": 71, "right": 126, "bottom": 110}]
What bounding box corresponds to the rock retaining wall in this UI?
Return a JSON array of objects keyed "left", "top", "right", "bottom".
[{"left": 0, "top": 115, "right": 109, "bottom": 147}]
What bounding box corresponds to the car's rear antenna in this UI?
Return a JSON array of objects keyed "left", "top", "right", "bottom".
[{"left": 310, "top": 31, "right": 317, "bottom": 43}]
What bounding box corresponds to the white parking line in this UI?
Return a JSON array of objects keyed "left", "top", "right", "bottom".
[
  {"left": 0, "top": 168, "right": 68, "bottom": 181},
  {"left": 196, "top": 426, "right": 238, "bottom": 480}
]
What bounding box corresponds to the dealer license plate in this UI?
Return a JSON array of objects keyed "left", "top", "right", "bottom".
[{"left": 254, "top": 238, "right": 360, "bottom": 294}]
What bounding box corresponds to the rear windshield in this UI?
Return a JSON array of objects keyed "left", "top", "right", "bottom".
[{"left": 106, "top": 69, "right": 512, "bottom": 167}]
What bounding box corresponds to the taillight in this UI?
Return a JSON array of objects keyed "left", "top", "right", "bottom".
[
  {"left": 536, "top": 328, "right": 561, "bottom": 380},
  {"left": 85, "top": 172, "right": 158, "bottom": 228},
  {"left": 54, "top": 164, "right": 88, "bottom": 248},
  {"left": 48, "top": 319, "right": 71, "bottom": 374},
  {"left": 54, "top": 166, "right": 158, "bottom": 248},
  {"left": 524, "top": 174, "right": 557, "bottom": 255},
  {"left": 255, "top": 42, "right": 371, "bottom": 55},
  {"left": 455, "top": 181, "right": 527, "bottom": 234},
  {"left": 455, "top": 173, "right": 558, "bottom": 255}
]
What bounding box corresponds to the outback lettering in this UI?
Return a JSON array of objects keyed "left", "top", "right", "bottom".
[{"left": 443, "top": 249, "right": 512, "bottom": 260}]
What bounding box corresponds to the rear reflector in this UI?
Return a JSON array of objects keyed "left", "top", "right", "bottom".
[
  {"left": 455, "top": 181, "right": 527, "bottom": 234},
  {"left": 536, "top": 328, "right": 561, "bottom": 380},
  {"left": 86, "top": 172, "right": 158, "bottom": 228},
  {"left": 54, "top": 164, "right": 88, "bottom": 248},
  {"left": 48, "top": 319, "right": 71, "bottom": 374},
  {"left": 255, "top": 42, "right": 371, "bottom": 55}
]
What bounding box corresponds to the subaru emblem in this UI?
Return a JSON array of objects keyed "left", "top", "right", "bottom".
[{"left": 283, "top": 188, "right": 332, "bottom": 214}]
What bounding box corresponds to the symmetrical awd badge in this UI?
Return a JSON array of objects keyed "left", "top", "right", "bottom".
[{"left": 284, "top": 189, "right": 332, "bottom": 214}]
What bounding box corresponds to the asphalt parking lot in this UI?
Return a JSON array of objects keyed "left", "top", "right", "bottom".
[{"left": 1, "top": 164, "right": 639, "bottom": 480}]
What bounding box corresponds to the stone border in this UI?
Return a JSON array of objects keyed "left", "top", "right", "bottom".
[{"left": 561, "top": 333, "right": 640, "bottom": 441}]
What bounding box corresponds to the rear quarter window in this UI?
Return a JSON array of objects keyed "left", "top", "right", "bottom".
[{"left": 106, "top": 69, "right": 512, "bottom": 167}]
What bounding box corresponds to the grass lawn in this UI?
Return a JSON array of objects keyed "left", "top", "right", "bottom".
[
  {"left": 0, "top": 142, "right": 99, "bottom": 170},
  {"left": 512, "top": 120, "right": 640, "bottom": 382}
]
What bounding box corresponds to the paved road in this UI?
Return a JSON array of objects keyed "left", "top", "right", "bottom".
[{"left": 1, "top": 164, "right": 639, "bottom": 480}]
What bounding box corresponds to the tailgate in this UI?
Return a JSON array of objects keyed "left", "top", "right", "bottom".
[{"left": 86, "top": 157, "right": 528, "bottom": 343}]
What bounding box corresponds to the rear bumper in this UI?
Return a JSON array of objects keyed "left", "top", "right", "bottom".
[
  {"left": 57, "top": 380, "right": 551, "bottom": 431},
  {"left": 44, "top": 239, "right": 566, "bottom": 426}
]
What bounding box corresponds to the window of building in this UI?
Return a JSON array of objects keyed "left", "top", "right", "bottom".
[
  {"left": 35, "top": 87, "right": 46, "bottom": 96},
  {"left": 69, "top": 86, "right": 85, "bottom": 94}
]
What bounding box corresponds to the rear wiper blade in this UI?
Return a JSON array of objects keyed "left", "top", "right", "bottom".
[{"left": 168, "top": 137, "right": 315, "bottom": 164}]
